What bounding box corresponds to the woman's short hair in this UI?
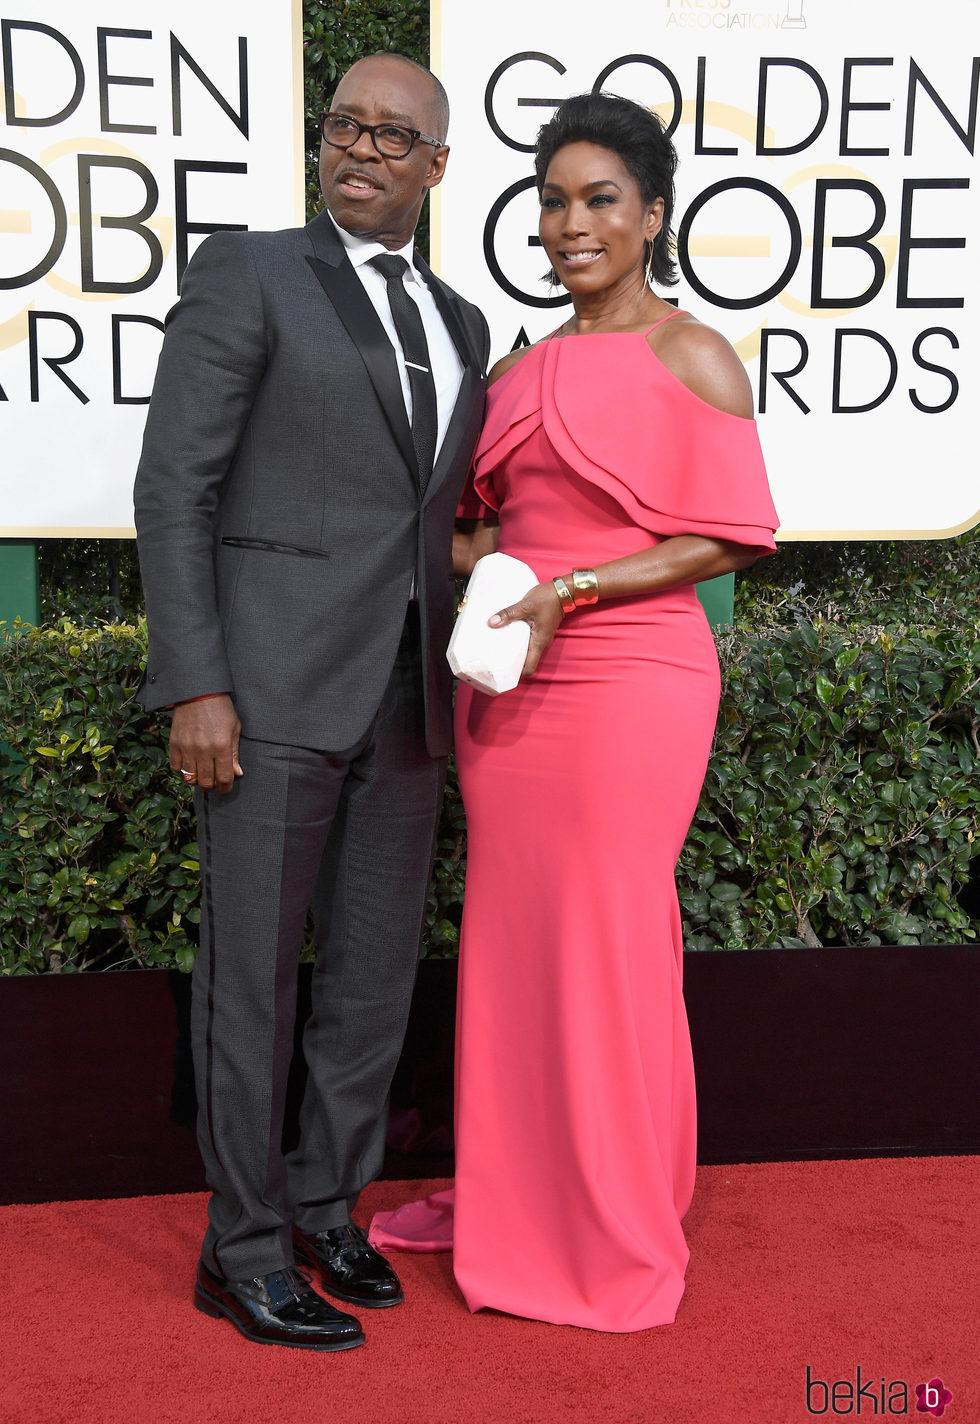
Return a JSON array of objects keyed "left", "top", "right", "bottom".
[{"left": 534, "top": 92, "right": 679, "bottom": 287}]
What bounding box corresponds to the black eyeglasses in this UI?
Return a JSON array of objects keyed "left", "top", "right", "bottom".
[{"left": 320, "top": 113, "right": 443, "bottom": 159}]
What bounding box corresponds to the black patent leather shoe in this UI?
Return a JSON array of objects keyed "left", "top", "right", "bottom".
[
  {"left": 293, "top": 1224, "right": 404, "bottom": 1308},
  {"left": 193, "top": 1261, "right": 365, "bottom": 1351}
]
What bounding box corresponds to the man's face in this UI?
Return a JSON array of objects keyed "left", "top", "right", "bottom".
[{"left": 319, "top": 56, "right": 448, "bottom": 249}]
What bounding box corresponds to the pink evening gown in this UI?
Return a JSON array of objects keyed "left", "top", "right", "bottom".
[{"left": 372, "top": 315, "right": 779, "bottom": 1332}]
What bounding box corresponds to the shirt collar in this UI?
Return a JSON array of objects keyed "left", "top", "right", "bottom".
[{"left": 326, "top": 210, "right": 421, "bottom": 283}]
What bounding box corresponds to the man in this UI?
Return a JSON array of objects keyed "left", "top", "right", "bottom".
[{"left": 134, "top": 53, "right": 489, "bottom": 1352}]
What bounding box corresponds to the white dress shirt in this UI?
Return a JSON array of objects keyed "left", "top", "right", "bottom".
[{"left": 327, "top": 211, "right": 464, "bottom": 461}]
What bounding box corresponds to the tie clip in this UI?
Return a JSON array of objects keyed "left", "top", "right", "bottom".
[{"left": 405, "top": 361, "right": 430, "bottom": 373}]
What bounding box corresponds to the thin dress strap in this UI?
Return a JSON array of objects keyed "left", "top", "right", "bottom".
[{"left": 644, "top": 309, "right": 687, "bottom": 336}]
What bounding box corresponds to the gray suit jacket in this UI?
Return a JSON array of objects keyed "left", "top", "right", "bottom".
[{"left": 134, "top": 210, "right": 489, "bottom": 757}]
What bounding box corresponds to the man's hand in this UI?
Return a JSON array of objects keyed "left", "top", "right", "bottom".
[
  {"left": 169, "top": 694, "right": 243, "bottom": 793},
  {"left": 488, "top": 581, "right": 565, "bottom": 678}
]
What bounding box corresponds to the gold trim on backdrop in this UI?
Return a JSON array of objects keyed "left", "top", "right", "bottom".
[
  {"left": 10, "top": 520, "right": 977, "bottom": 542},
  {"left": 0, "top": 305, "right": 33, "bottom": 352},
  {"left": 1, "top": 528, "right": 137, "bottom": 539},
  {"left": 689, "top": 236, "right": 771, "bottom": 258},
  {"left": 776, "top": 507, "right": 980, "bottom": 542},
  {"left": 0, "top": 211, "right": 31, "bottom": 233},
  {"left": 46, "top": 217, "right": 174, "bottom": 303},
  {"left": 41, "top": 136, "right": 136, "bottom": 164},
  {"left": 9, "top": 523, "right": 974, "bottom": 542},
  {"left": 429, "top": 187, "right": 443, "bottom": 275},
  {"left": 733, "top": 326, "right": 764, "bottom": 364},
  {"left": 672, "top": 99, "right": 771, "bottom": 152},
  {"left": 292, "top": 0, "right": 306, "bottom": 225},
  {"left": 429, "top": 0, "right": 443, "bottom": 274},
  {"left": 430, "top": 0, "right": 443, "bottom": 91}
]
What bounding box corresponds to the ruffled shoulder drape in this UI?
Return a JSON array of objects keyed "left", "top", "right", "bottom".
[{"left": 468, "top": 335, "right": 779, "bottom": 551}]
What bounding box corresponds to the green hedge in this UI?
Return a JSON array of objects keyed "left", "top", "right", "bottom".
[
  {"left": 0, "top": 622, "right": 198, "bottom": 973},
  {"left": 2, "top": 611, "right": 977, "bottom": 973},
  {"left": 682, "top": 617, "right": 979, "bottom": 949}
]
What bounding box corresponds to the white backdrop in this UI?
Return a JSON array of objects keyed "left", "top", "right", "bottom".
[
  {"left": 0, "top": 0, "right": 304, "bottom": 535},
  {"left": 432, "top": 0, "right": 980, "bottom": 539}
]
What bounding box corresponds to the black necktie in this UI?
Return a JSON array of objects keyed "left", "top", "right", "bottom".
[{"left": 371, "top": 253, "right": 438, "bottom": 489}]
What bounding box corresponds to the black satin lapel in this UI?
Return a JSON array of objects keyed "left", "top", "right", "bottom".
[
  {"left": 416, "top": 259, "right": 476, "bottom": 370},
  {"left": 424, "top": 367, "right": 482, "bottom": 505},
  {"left": 305, "top": 254, "right": 417, "bottom": 480}
]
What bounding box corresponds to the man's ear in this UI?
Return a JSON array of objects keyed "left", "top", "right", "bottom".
[{"left": 425, "top": 145, "right": 450, "bottom": 190}]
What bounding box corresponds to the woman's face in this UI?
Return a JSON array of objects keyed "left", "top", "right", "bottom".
[{"left": 538, "top": 141, "right": 663, "bottom": 297}]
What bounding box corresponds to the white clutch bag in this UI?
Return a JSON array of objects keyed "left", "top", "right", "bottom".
[{"left": 447, "top": 552, "right": 538, "bottom": 696}]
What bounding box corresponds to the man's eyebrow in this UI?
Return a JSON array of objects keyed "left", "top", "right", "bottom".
[
  {"left": 331, "top": 103, "right": 421, "bottom": 127},
  {"left": 379, "top": 108, "right": 421, "bottom": 126}
]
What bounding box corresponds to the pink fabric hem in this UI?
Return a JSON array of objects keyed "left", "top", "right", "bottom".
[{"left": 368, "top": 1188, "right": 454, "bottom": 1253}]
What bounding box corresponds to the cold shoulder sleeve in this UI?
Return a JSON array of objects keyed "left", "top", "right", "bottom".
[
  {"left": 468, "top": 335, "right": 779, "bottom": 555},
  {"left": 544, "top": 335, "right": 778, "bottom": 550},
  {"left": 467, "top": 334, "right": 779, "bottom": 552}
]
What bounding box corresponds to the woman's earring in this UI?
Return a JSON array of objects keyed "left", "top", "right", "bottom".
[{"left": 644, "top": 240, "right": 655, "bottom": 289}]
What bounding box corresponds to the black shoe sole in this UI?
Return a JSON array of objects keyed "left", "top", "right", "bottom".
[
  {"left": 193, "top": 1286, "right": 366, "bottom": 1351},
  {"left": 318, "top": 1281, "right": 404, "bottom": 1309}
]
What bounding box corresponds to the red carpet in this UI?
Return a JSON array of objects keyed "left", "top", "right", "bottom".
[{"left": 2, "top": 1160, "right": 976, "bottom": 1424}]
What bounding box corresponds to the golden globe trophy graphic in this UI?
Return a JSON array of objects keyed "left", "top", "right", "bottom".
[{"left": 782, "top": 0, "right": 807, "bottom": 26}]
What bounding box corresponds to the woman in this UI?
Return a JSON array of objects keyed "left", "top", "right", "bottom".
[{"left": 375, "top": 93, "right": 778, "bottom": 1332}]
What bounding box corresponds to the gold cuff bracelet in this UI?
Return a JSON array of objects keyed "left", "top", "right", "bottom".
[
  {"left": 552, "top": 576, "right": 575, "bottom": 614},
  {"left": 571, "top": 568, "right": 599, "bottom": 607}
]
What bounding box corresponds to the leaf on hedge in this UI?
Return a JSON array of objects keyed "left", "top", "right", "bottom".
[
  {"left": 710, "top": 880, "right": 742, "bottom": 904},
  {"left": 814, "top": 673, "right": 835, "bottom": 706},
  {"left": 772, "top": 671, "right": 796, "bottom": 704}
]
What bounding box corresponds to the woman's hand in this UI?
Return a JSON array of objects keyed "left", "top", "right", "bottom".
[{"left": 489, "top": 580, "right": 565, "bottom": 677}]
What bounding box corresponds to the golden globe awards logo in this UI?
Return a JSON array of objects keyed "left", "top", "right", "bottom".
[
  {"left": 481, "top": 46, "right": 970, "bottom": 422},
  {"left": 0, "top": 3, "right": 300, "bottom": 535},
  {"left": 436, "top": 0, "right": 980, "bottom": 536},
  {"left": 0, "top": 18, "right": 251, "bottom": 407}
]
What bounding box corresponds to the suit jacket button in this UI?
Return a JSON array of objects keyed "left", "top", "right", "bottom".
[{"left": 148, "top": 673, "right": 156, "bottom": 682}]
